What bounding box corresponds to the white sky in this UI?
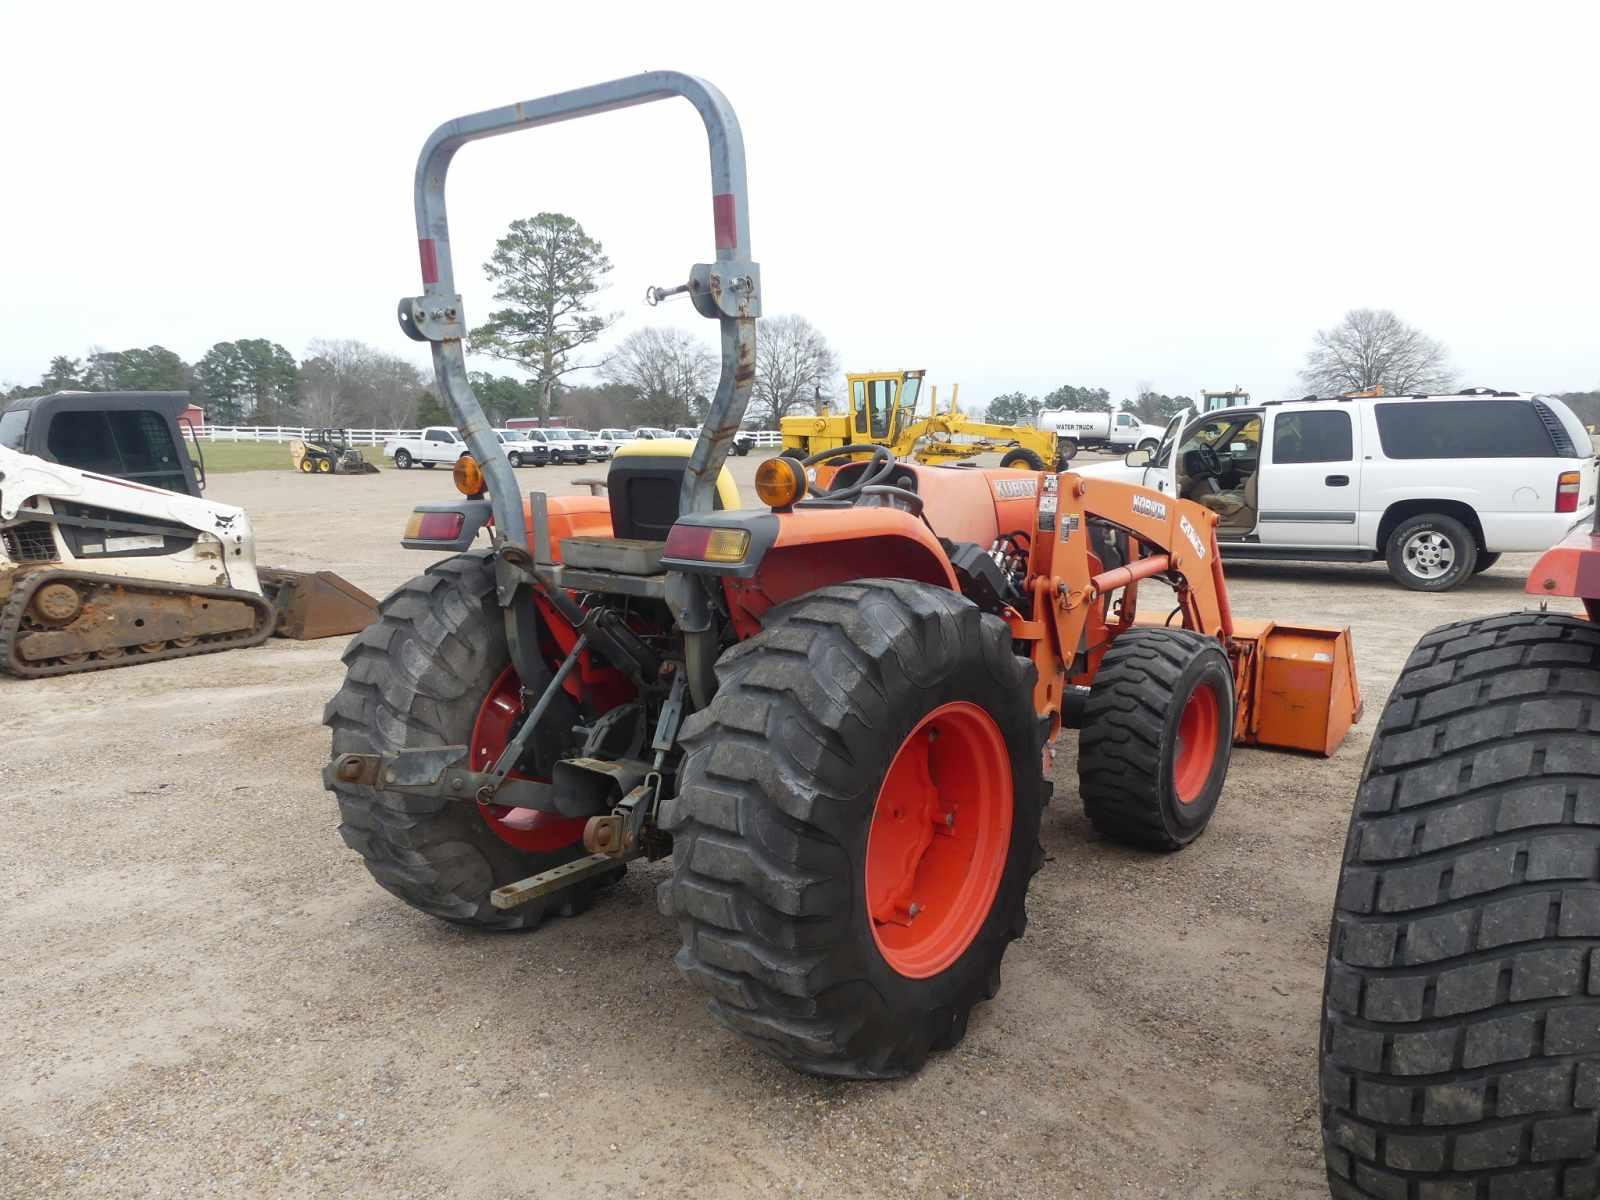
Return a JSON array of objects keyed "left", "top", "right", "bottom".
[{"left": 3, "top": 0, "right": 1597, "bottom": 408}]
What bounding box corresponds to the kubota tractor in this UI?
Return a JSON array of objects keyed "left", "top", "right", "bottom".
[
  {"left": 323, "top": 72, "right": 1361, "bottom": 1078},
  {"left": 1320, "top": 524, "right": 1600, "bottom": 1196}
]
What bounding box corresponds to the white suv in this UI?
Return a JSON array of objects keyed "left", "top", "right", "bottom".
[{"left": 1076, "top": 390, "right": 1597, "bottom": 591}]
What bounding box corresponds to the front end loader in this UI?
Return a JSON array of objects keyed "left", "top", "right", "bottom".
[
  {"left": 324, "top": 72, "right": 1361, "bottom": 1079},
  {"left": 290, "top": 428, "right": 381, "bottom": 475},
  {"left": 0, "top": 392, "right": 377, "bottom": 677}
]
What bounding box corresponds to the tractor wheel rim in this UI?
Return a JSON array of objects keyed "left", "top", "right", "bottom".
[
  {"left": 865, "top": 701, "right": 1013, "bottom": 980},
  {"left": 469, "top": 664, "right": 587, "bottom": 853},
  {"left": 1173, "top": 683, "right": 1221, "bottom": 804},
  {"left": 1403, "top": 530, "right": 1454, "bottom": 578}
]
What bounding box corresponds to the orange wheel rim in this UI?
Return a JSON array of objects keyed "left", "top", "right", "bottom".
[
  {"left": 865, "top": 701, "right": 1012, "bottom": 979},
  {"left": 1174, "top": 683, "right": 1221, "bottom": 805}
]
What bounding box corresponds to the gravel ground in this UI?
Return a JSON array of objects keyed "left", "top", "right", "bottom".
[{"left": 0, "top": 453, "right": 1558, "bottom": 1199}]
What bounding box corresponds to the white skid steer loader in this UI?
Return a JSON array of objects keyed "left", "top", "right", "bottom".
[{"left": 0, "top": 391, "right": 377, "bottom": 677}]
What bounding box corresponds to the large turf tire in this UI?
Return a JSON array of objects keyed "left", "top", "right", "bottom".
[
  {"left": 659, "top": 579, "right": 1045, "bottom": 1078},
  {"left": 1078, "top": 627, "right": 1235, "bottom": 850},
  {"left": 1322, "top": 613, "right": 1600, "bottom": 1199},
  {"left": 322, "top": 552, "right": 604, "bottom": 931},
  {"left": 999, "top": 447, "right": 1047, "bottom": 471}
]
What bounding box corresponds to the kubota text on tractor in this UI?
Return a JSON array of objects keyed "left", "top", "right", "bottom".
[{"left": 323, "top": 72, "right": 1361, "bottom": 1079}]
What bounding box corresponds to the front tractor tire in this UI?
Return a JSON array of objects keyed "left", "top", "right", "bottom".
[
  {"left": 323, "top": 552, "right": 606, "bottom": 931},
  {"left": 1322, "top": 613, "right": 1600, "bottom": 1199},
  {"left": 1078, "top": 627, "right": 1235, "bottom": 850},
  {"left": 661, "top": 580, "right": 1045, "bottom": 1079}
]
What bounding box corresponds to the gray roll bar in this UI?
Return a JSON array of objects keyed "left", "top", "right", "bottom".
[{"left": 398, "top": 71, "right": 760, "bottom": 554}]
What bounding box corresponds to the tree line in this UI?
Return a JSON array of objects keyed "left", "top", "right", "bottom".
[
  {"left": 2, "top": 211, "right": 841, "bottom": 432},
  {"left": 981, "top": 309, "right": 1596, "bottom": 428}
]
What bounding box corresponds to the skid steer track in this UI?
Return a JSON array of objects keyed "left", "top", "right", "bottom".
[{"left": 0, "top": 569, "right": 276, "bottom": 679}]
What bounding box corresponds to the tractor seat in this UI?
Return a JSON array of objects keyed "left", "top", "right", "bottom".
[{"left": 559, "top": 441, "right": 741, "bottom": 575}]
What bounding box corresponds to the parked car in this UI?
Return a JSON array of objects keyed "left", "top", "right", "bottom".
[
  {"left": 383, "top": 426, "right": 468, "bottom": 470},
  {"left": 591, "top": 428, "right": 635, "bottom": 457},
  {"left": 541, "top": 428, "right": 593, "bottom": 464},
  {"left": 1073, "top": 389, "right": 1598, "bottom": 591},
  {"left": 494, "top": 428, "right": 549, "bottom": 468},
  {"left": 632, "top": 426, "right": 672, "bottom": 440},
  {"left": 574, "top": 430, "right": 612, "bottom": 461},
  {"left": 672, "top": 426, "right": 701, "bottom": 440},
  {"left": 1038, "top": 408, "right": 1167, "bottom": 456}
]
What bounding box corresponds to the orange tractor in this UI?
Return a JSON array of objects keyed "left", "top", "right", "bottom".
[{"left": 324, "top": 72, "right": 1361, "bottom": 1078}]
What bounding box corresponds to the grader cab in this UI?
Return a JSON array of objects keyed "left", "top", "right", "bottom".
[{"left": 325, "top": 71, "right": 1362, "bottom": 1080}]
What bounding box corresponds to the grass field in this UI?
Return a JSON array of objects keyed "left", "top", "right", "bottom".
[{"left": 188, "top": 441, "right": 381, "bottom": 473}]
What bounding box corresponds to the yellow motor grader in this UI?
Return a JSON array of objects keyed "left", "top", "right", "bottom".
[{"left": 779, "top": 369, "right": 1065, "bottom": 470}]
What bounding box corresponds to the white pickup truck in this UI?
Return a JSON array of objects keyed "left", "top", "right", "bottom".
[
  {"left": 384, "top": 427, "right": 469, "bottom": 470},
  {"left": 1038, "top": 409, "right": 1167, "bottom": 456}
]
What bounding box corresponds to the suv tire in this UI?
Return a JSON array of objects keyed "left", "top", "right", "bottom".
[{"left": 1386, "top": 513, "right": 1476, "bottom": 592}]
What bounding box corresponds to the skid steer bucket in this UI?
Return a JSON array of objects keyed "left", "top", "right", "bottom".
[
  {"left": 258, "top": 569, "right": 379, "bottom": 640},
  {"left": 1228, "top": 618, "right": 1362, "bottom": 756}
]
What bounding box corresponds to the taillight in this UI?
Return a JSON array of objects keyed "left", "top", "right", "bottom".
[
  {"left": 662, "top": 524, "right": 750, "bottom": 563},
  {"left": 1556, "top": 471, "right": 1581, "bottom": 514},
  {"left": 404, "top": 510, "right": 466, "bottom": 541}
]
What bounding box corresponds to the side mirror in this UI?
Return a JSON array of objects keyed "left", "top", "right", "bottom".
[{"left": 1124, "top": 448, "right": 1152, "bottom": 467}]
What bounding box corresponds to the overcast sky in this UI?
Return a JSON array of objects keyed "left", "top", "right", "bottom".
[{"left": 3, "top": 1, "right": 1596, "bottom": 409}]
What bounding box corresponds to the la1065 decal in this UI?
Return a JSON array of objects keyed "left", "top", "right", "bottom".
[{"left": 1179, "top": 514, "right": 1207, "bottom": 559}]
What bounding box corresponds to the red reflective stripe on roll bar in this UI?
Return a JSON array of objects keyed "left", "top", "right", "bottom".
[
  {"left": 712, "top": 193, "right": 736, "bottom": 250},
  {"left": 419, "top": 238, "right": 440, "bottom": 284}
]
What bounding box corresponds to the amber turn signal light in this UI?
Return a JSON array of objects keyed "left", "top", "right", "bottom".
[
  {"left": 453, "top": 455, "right": 486, "bottom": 497},
  {"left": 755, "top": 456, "right": 807, "bottom": 509}
]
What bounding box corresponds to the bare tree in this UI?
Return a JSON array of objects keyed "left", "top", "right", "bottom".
[
  {"left": 600, "top": 327, "right": 717, "bottom": 428},
  {"left": 1299, "top": 309, "right": 1458, "bottom": 397},
  {"left": 297, "top": 339, "right": 429, "bottom": 427},
  {"left": 750, "top": 314, "right": 838, "bottom": 427}
]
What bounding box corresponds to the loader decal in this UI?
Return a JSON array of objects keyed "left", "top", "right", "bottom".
[
  {"left": 994, "top": 478, "right": 1037, "bottom": 499},
  {"left": 1179, "top": 514, "right": 1206, "bottom": 559},
  {"left": 1132, "top": 495, "right": 1168, "bottom": 521}
]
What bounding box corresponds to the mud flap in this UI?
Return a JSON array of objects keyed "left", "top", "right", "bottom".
[
  {"left": 1227, "top": 617, "right": 1362, "bottom": 756},
  {"left": 259, "top": 568, "right": 379, "bottom": 640}
]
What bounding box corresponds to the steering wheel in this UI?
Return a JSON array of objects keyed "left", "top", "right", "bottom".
[
  {"left": 1188, "top": 443, "right": 1223, "bottom": 478},
  {"left": 800, "top": 444, "right": 897, "bottom": 503}
]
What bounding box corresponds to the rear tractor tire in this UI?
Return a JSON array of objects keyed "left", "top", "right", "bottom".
[
  {"left": 661, "top": 579, "right": 1046, "bottom": 1078},
  {"left": 1078, "top": 627, "right": 1234, "bottom": 850},
  {"left": 1322, "top": 613, "right": 1600, "bottom": 1199},
  {"left": 999, "top": 447, "right": 1047, "bottom": 472},
  {"left": 323, "top": 552, "right": 610, "bottom": 931}
]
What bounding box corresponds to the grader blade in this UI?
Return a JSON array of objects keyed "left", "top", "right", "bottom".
[
  {"left": 1227, "top": 618, "right": 1362, "bottom": 756},
  {"left": 258, "top": 568, "right": 378, "bottom": 640}
]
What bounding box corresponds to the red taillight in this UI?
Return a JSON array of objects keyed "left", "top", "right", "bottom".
[
  {"left": 1556, "top": 471, "right": 1581, "bottom": 514},
  {"left": 405, "top": 510, "right": 465, "bottom": 541},
  {"left": 663, "top": 524, "right": 712, "bottom": 560}
]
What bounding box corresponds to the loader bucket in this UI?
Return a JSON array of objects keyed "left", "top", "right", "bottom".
[
  {"left": 258, "top": 568, "right": 379, "bottom": 640},
  {"left": 1228, "top": 618, "right": 1362, "bottom": 756}
]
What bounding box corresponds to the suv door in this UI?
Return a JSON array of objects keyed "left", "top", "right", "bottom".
[
  {"left": 1256, "top": 407, "right": 1360, "bottom": 546},
  {"left": 1136, "top": 411, "right": 1189, "bottom": 495}
]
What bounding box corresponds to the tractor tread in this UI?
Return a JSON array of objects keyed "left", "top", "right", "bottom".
[
  {"left": 661, "top": 578, "right": 1044, "bottom": 1078},
  {"left": 1322, "top": 612, "right": 1600, "bottom": 1200}
]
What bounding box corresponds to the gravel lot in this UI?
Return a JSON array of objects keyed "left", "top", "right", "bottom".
[{"left": 0, "top": 453, "right": 1558, "bottom": 1199}]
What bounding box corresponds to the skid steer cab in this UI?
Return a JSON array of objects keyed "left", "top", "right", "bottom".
[{"left": 326, "top": 70, "right": 1360, "bottom": 1082}]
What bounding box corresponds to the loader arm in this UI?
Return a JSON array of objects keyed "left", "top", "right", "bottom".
[{"left": 1013, "top": 472, "right": 1358, "bottom": 756}]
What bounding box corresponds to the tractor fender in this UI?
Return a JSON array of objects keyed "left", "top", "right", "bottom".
[{"left": 662, "top": 506, "right": 959, "bottom": 636}]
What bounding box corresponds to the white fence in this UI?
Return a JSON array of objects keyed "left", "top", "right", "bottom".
[{"left": 195, "top": 425, "right": 789, "bottom": 448}]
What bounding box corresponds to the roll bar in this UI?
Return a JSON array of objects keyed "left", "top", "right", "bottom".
[{"left": 398, "top": 71, "right": 760, "bottom": 554}]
